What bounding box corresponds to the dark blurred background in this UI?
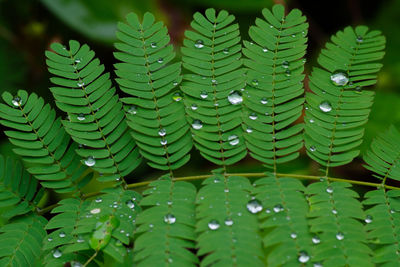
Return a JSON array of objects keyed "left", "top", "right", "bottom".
[{"left": 0, "top": 0, "right": 399, "bottom": 188}]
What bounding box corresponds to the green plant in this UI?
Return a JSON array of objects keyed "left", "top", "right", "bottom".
[{"left": 0, "top": 4, "right": 398, "bottom": 267}]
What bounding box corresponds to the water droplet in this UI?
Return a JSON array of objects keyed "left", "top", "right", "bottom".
[
  {"left": 192, "top": 120, "right": 203, "bottom": 130},
  {"left": 228, "top": 91, "right": 243, "bottom": 105},
  {"left": 150, "top": 42, "right": 157, "bottom": 48},
  {"left": 273, "top": 204, "right": 284, "bottom": 213},
  {"left": 312, "top": 235, "right": 321, "bottom": 244},
  {"left": 191, "top": 104, "right": 198, "bottom": 110},
  {"left": 95, "top": 197, "right": 102, "bottom": 203},
  {"left": 47, "top": 237, "right": 53, "bottom": 242},
  {"left": 285, "top": 70, "right": 291, "bottom": 77},
  {"left": 77, "top": 81, "right": 85, "bottom": 87},
  {"left": 247, "top": 199, "right": 263, "bottom": 214},
  {"left": 309, "top": 146, "right": 316, "bottom": 152},
  {"left": 223, "top": 48, "right": 229, "bottom": 54},
  {"left": 172, "top": 81, "right": 178, "bottom": 86},
  {"left": 59, "top": 231, "right": 66, "bottom": 238},
  {"left": 326, "top": 186, "right": 333, "bottom": 194},
  {"left": 85, "top": 156, "right": 95, "bottom": 167},
  {"left": 214, "top": 178, "right": 221, "bottom": 183},
  {"left": 164, "top": 214, "right": 176, "bottom": 224},
  {"left": 282, "top": 61, "right": 290, "bottom": 69},
  {"left": 298, "top": 251, "right": 310, "bottom": 263},
  {"left": 194, "top": 40, "right": 204, "bottom": 49},
  {"left": 160, "top": 139, "right": 168, "bottom": 145},
  {"left": 332, "top": 209, "right": 338, "bottom": 215},
  {"left": 265, "top": 209, "right": 271, "bottom": 214},
  {"left": 172, "top": 92, "right": 182, "bottom": 102},
  {"left": 290, "top": 232, "right": 297, "bottom": 239},
  {"left": 355, "top": 86, "right": 362, "bottom": 92},
  {"left": 90, "top": 208, "right": 101, "bottom": 214},
  {"left": 262, "top": 47, "right": 268, "bottom": 53},
  {"left": 157, "top": 58, "right": 164, "bottom": 64},
  {"left": 319, "top": 101, "right": 332, "bottom": 113},
  {"left": 246, "top": 127, "right": 253, "bottom": 133},
  {"left": 251, "top": 79, "right": 259, "bottom": 87},
  {"left": 208, "top": 220, "right": 220, "bottom": 230},
  {"left": 168, "top": 258, "right": 173, "bottom": 263},
  {"left": 260, "top": 98, "right": 268, "bottom": 105},
  {"left": 249, "top": 113, "right": 258, "bottom": 120},
  {"left": 52, "top": 249, "right": 62, "bottom": 258},
  {"left": 126, "top": 200, "right": 135, "bottom": 209},
  {"left": 224, "top": 188, "right": 229, "bottom": 193},
  {"left": 158, "top": 128, "right": 166, "bottom": 137},
  {"left": 314, "top": 263, "right": 323, "bottom": 267},
  {"left": 74, "top": 58, "right": 81, "bottom": 64},
  {"left": 12, "top": 96, "right": 22, "bottom": 107},
  {"left": 77, "top": 236, "right": 85, "bottom": 243},
  {"left": 356, "top": 36, "right": 363, "bottom": 43},
  {"left": 365, "top": 215, "right": 373, "bottom": 224},
  {"left": 228, "top": 135, "right": 239, "bottom": 146},
  {"left": 336, "top": 232, "right": 344, "bottom": 240},
  {"left": 127, "top": 106, "right": 137, "bottom": 115},
  {"left": 211, "top": 79, "right": 217, "bottom": 85},
  {"left": 77, "top": 113, "right": 86, "bottom": 121},
  {"left": 330, "top": 70, "right": 349, "bottom": 86},
  {"left": 225, "top": 218, "right": 233, "bottom": 226},
  {"left": 200, "top": 91, "right": 208, "bottom": 99},
  {"left": 391, "top": 209, "right": 395, "bottom": 214}
]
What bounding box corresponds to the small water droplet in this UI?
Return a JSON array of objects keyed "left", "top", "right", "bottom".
[
  {"left": 157, "top": 58, "right": 164, "bottom": 64},
  {"left": 47, "top": 237, "right": 53, "bottom": 242},
  {"left": 330, "top": 70, "right": 349, "bottom": 86},
  {"left": 84, "top": 156, "right": 95, "bottom": 167},
  {"left": 365, "top": 215, "right": 373, "bottom": 224},
  {"left": 208, "top": 220, "right": 220, "bottom": 230},
  {"left": 164, "top": 214, "right": 176, "bottom": 224},
  {"left": 247, "top": 199, "right": 263, "bottom": 214},
  {"left": 191, "top": 104, "right": 198, "bottom": 110},
  {"left": 223, "top": 48, "right": 229, "bottom": 54},
  {"left": 319, "top": 101, "right": 332, "bottom": 113},
  {"left": 260, "top": 98, "right": 268, "bottom": 104},
  {"left": 246, "top": 127, "right": 253, "bottom": 133},
  {"left": 74, "top": 58, "right": 81, "bottom": 64},
  {"left": 211, "top": 79, "right": 217, "bottom": 85},
  {"left": 332, "top": 209, "right": 338, "bottom": 214},
  {"left": 200, "top": 91, "right": 208, "bottom": 99},
  {"left": 228, "top": 91, "right": 243, "bottom": 105},
  {"left": 228, "top": 135, "right": 239, "bottom": 146},
  {"left": 127, "top": 106, "right": 137, "bottom": 115},
  {"left": 312, "top": 235, "right": 321, "bottom": 244},
  {"left": 158, "top": 128, "right": 167, "bottom": 137},
  {"left": 77, "top": 236, "right": 85, "bottom": 243},
  {"left": 160, "top": 139, "right": 168, "bottom": 145},
  {"left": 192, "top": 120, "right": 203, "bottom": 130},
  {"left": 251, "top": 79, "right": 259, "bottom": 87},
  {"left": 90, "top": 208, "right": 101, "bottom": 214},
  {"left": 224, "top": 188, "right": 229, "bottom": 193},
  {"left": 77, "top": 113, "right": 86, "bottom": 121},
  {"left": 285, "top": 70, "right": 291, "bottom": 77},
  {"left": 336, "top": 232, "right": 344, "bottom": 240},
  {"left": 214, "top": 178, "right": 221, "bottom": 183},
  {"left": 309, "top": 119, "right": 315, "bottom": 123},
  {"left": 298, "top": 251, "right": 310, "bottom": 263},
  {"left": 172, "top": 92, "right": 182, "bottom": 102},
  {"left": 249, "top": 113, "right": 258, "bottom": 120},
  {"left": 309, "top": 146, "right": 316, "bottom": 152},
  {"left": 77, "top": 81, "right": 85, "bottom": 87},
  {"left": 282, "top": 61, "right": 290, "bottom": 69},
  {"left": 273, "top": 204, "right": 284, "bottom": 213},
  {"left": 52, "top": 249, "right": 62, "bottom": 258},
  {"left": 290, "top": 232, "right": 297, "bottom": 239},
  {"left": 95, "top": 197, "right": 102, "bottom": 203},
  {"left": 326, "top": 186, "right": 333, "bottom": 194},
  {"left": 314, "top": 263, "right": 323, "bottom": 267},
  {"left": 167, "top": 200, "right": 173, "bottom": 205},
  {"left": 59, "top": 231, "right": 66, "bottom": 238},
  {"left": 262, "top": 47, "right": 268, "bottom": 53},
  {"left": 150, "top": 42, "right": 157, "bottom": 48},
  {"left": 126, "top": 200, "right": 135, "bottom": 209},
  {"left": 224, "top": 218, "right": 233, "bottom": 226},
  {"left": 265, "top": 209, "right": 271, "bottom": 214},
  {"left": 355, "top": 86, "right": 362, "bottom": 92},
  {"left": 172, "top": 81, "right": 178, "bottom": 86},
  {"left": 356, "top": 36, "right": 363, "bottom": 43},
  {"left": 194, "top": 40, "right": 204, "bottom": 49},
  {"left": 12, "top": 97, "right": 22, "bottom": 107}
]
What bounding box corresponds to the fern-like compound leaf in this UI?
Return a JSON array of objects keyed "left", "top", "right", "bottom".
[
  {"left": 181, "top": 9, "right": 247, "bottom": 166},
  {"left": 253, "top": 174, "right": 311, "bottom": 266},
  {"left": 0, "top": 155, "right": 44, "bottom": 219},
  {"left": 114, "top": 12, "right": 192, "bottom": 172},
  {"left": 134, "top": 177, "right": 198, "bottom": 266},
  {"left": 43, "top": 188, "right": 142, "bottom": 265},
  {"left": 363, "top": 125, "right": 400, "bottom": 182},
  {"left": 363, "top": 189, "right": 400, "bottom": 265},
  {"left": 304, "top": 26, "right": 386, "bottom": 172},
  {"left": 306, "top": 180, "right": 372, "bottom": 266},
  {"left": 0, "top": 214, "right": 47, "bottom": 267},
  {"left": 0, "top": 90, "right": 92, "bottom": 193},
  {"left": 46, "top": 40, "right": 141, "bottom": 183},
  {"left": 196, "top": 172, "right": 264, "bottom": 266},
  {"left": 243, "top": 5, "right": 308, "bottom": 171}
]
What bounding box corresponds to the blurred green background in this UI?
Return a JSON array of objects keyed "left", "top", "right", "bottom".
[{"left": 0, "top": 0, "right": 399, "bottom": 188}]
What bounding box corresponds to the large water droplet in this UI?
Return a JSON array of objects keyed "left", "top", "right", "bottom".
[
  {"left": 336, "top": 232, "right": 344, "bottom": 240},
  {"left": 312, "top": 235, "right": 321, "bottom": 244},
  {"left": 365, "top": 215, "right": 373, "bottom": 224},
  {"left": 191, "top": 104, "right": 198, "bottom": 110},
  {"left": 52, "top": 249, "right": 62, "bottom": 258},
  {"left": 260, "top": 98, "right": 268, "bottom": 105},
  {"left": 77, "top": 113, "right": 86, "bottom": 121},
  {"left": 282, "top": 61, "right": 290, "bottom": 69},
  {"left": 224, "top": 218, "right": 233, "bottom": 226},
  {"left": 126, "top": 200, "right": 135, "bottom": 209},
  {"left": 192, "top": 120, "right": 203, "bottom": 130},
  {"left": 200, "top": 91, "right": 208, "bottom": 99},
  {"left": 127, "top": 106, "right": 137, "bottom": 115},
  {"left": 59, "top": 231, "right": 66, "bottom": 238},
  {"left": 172, "top": 92, "right": 182, "bottom": 102},
  {"left": 326, "top": 186, "right": 333, "bottom": 194},
  {"left": 249, "top": 113, "right": 258, "bottom": 120},
  {"left": 194, "top": 40, "right": 204, "bottom": 49},
  {"left": 247, "top": 199, "right": 263, "bottom": 214},
  {"left": 150, "top": 42, "right": 157, "bottom": 48},
  {"left": 298, "top": 251, "right": 310, "bottom": 263},
  {"left": 228, "top": 135, "right": 239, "bottom": 146},
  {"left": 228, "top": 91, "right": 243, "bottom": 105},
  {"left": 330, "top": 70, "right": 349, "bottom": 86},
  {"left": 12, "top": 97, "right": 22, "bottom": 107},
  {"left": 319, "top": 101, "right": 332, "bottom": 113},
  {"left": 158, "top": 128, "right": 166, "bottom": 137},
  {"left": 90, "top": 208, "right": 101, "bottom": 214},
  {"left": 85, "top": 156, "right": 95, "bottom": 167},
  {"left": 273, "top": 204, "right": 284, "bottom": 213},
  {"left": 164, "top": 214, "right": 176, "bottom": 224},
  {"left": 208, "top": 220, "right": 220, "bottom": 230}
]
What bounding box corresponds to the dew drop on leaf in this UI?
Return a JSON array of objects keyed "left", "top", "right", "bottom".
[
  {"left": 224, "top": 218, "right": 233, "bottom": 226},
  {"left": 12, "top": 97, "right": 22, "bottom": 107},
  {"left": 356, "top": 36, "right": 363, "bottom": 43},
  {"left": 314, "top": 262, "right": 323, "bottom": 267},
  {"left": 59, "top": 231, "right": 66, "bottom": 238},
  {"left": 336, "top": 232, "right": 344, "bottom": 240},
  {"left": 126, "top": 200, "right": 135, "bottom": 209},
  {"left": 249, "top": 113, "right": 258, "bottom": 120},
  {"left": 194, "top": 40, "right": 204, "bottom": 49},
  {"left": 208, "top": 220, "right": 220, "bottom": 230},
  {"left": 77, "top": 113, "right": 86, "bottom": 121},
  {"left": 285, "top": 70, "right": 291, "bottom": 77},
  {"left": 365, "top": 215, "right": 373, "bottom": 224},
  {"left": 273, "top": 204, "right": 284, "bottom": 213},
  {"left": 355, "top": 86, "right": 362, "bottom": 92},
  {"left": 326, "top": 186, "right": 333, "bottom": 194},
  {"left": 52, "top": 248, "right": 62, "bottom": 258},
  {"left": 172, "top": 81, "right": 178, "bottom": 86},
  {"left": 309, "top": 146, "right": 316, "bottom": 152},
  {"left": 223, "top": 48, "right": 229, "bottom": 54},
  {"left": 282, "top": 61, "right": 290, "bottom": 69},
  {"left": 74, "top": 58, "right": 81, "bottom": 64},
  {"left": 158, "top": 128, "right": 167, "bottom": 137},
  {"left": 47, "top": 237, "right": 53, "bottom": 242},
  {"left": 90, "top": 208, "right": 101, "bottom": 214},
  {"left": 332, "top": 209, "right": 338, "bottom": 214},
  {"left": 262, "top": 47, "right": 268, "bottom": 53},
  {"left": 77, "top": 236, "right": 85, "bottom": 243},
  {"left": 192, "top": 120, "right": 203, "bottom": 130},
  {"left": 84, "top": 156, "right": 95, "bottom": 167},
  {"left": 246, "top": 127, "right": 253, "bottom": 133},
  {"left": 191, "top": 104, "right": 198, "bottom": 110},
  {"left": 290, "top": 232, "right": 297, "bottom": 239},
  {"left": 150, "top": 42, "right": 157, "bottom": 48},
  {"left": 211, "top": 79, "right": 217, "bottom": 85},
  {"left": 228, "top": 135, "right": 239, "bottom": 146},
  {"left": 200, "top": 91, "right": 208, "bottom": 99},
  {"left": 298, "top": 251, "right": 310, "bottom": 263},
  {"left": 312, "top": 235, "right": 321, "bottom": 244},
  {"left": 77, "top": 81, "right": 85, "bottom": 87},
  {"left": 227, "top": 91, "right": 243, "bottom": 105},
  {"left": 127, "top": 106, "right": 137, "bottom": 115},
  {"left": 164, "top": 214, "right": 176, "bottom": 224},
  {"left": 246, "top": 199, "right": 263, "bottom": 214},
  {"left": 251, "top": 79, "right": 259, "bottom": 87},
  {"left": 319, "top": 101, "right": 332, "bottom": 113},
  {"left": 260, "top": 98, "right": 268, "bottom": 105},
  {"left": 71, "top": 261, "right": 82, "bottom": 267},
  {"left": 172, "top": 92, "right": 182, "bottom": 102},
  {"left": 157, "top": 58, "right": 164, "bottom": 64},
  {"left": 330, "top": 70, "right": 349, "bottom": 86}
]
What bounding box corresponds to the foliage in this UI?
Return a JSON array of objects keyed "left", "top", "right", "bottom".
[{"left": 0, "top": 4, "right": 399, "bottom": 267}]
